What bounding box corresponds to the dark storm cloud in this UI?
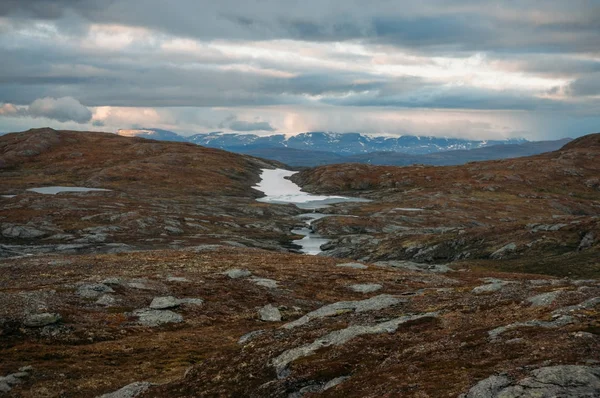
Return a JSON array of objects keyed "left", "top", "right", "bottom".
[
  {"left": 1, "top": 0, "right": 599, "bottom": 138},
  {"left": 3, "top": 0, "right": 599, "bottom": 53},
  {"left": 569, "top": 73, "right": 600, "bottom": 97},
  {"left": 229, "top": 120, "right": 274, "bottom": 132}
]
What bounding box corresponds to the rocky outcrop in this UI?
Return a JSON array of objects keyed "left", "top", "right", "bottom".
[
  {"left": 283, "top": 295, "right": 405, "bottom": 329},
  {"left": 462, "top": 366, "right": 600, "bottom": 398},
  {"left": 273, "top": 312, "right": 439, "bottom": 377}
]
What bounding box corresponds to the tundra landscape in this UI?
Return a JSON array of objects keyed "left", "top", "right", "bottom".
[
  {"left": 1, "top": 1, "right": 600, "bottom": 397},
  {"left": 1, "top": 129, "right": 599, "bottom": 397}
]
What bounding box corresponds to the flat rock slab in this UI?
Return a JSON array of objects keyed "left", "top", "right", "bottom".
[
  {"left": 238, "top": 330, "right": 265, "bottom": 345},
  {"left": 149, "top": 296, "right": 204, "bottom": 310},
  {"left": 462, "top": 365, "right": 600, "bottom": 398},
  {"left": 336, "top": 262, "right": 367, "bottom": 269},
  {"left": 250, "top": 277, "right": 278, "bottom": 289},
  {"left": 134, "top": 309, "right": 183, "bottom": 327},
  {"left": 96, "top": 294, "right": 119, "bottom": 306},
  {"left": 150, "top": 296, "right": 180, "bottom": 309},
  {"left": 283, "top": 294, "right": 405, "bottom": 329},
  {"left": 375, "top": 261, "right": 451, "bottom": 273},
  {"left": 488, "top": 315, "right": 575, "bottom": 340},
  {"left": 273, "top": 312, "right": 438, "bottom": 377},
  {"left": 97, "top": 381, "right": 153, "bottom": 398},
  {"left": 23, "top": 313, "right": 62, "bottom": 327},
  {"left": 472, "top": 279, "right": 512, "bottom": 294},
  {"left": 77, "top": 283, "right": 114, "bottom": 298},
  {"left": 348, "top": 283, "right": 383, "bottom": 293},
  {"left": 527, "top": 290, "right": 562, "bottom": 307},
  {"left": 166, "top": 276, "right": 190, "bottom": 283},
  {"left": 259, "top": 304, "right": 282, "bottom": 322},
  {"left": 223, "top": 268, "right": 252, "bottom": 279}
]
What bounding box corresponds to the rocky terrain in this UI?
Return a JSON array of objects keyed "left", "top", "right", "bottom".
[
  {"left": 1, "top": 128, "right": 599, "bottom": 397},
  {"left": 292, "top": 134, "right": 600, "bottom": 278}
]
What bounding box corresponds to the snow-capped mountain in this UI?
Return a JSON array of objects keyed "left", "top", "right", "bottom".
[
  {"left": 120, "top": 128, "right": 527, "bottom": 155},
  {"left": 188, "top": 131, "right": 526, "bottom": 155}
]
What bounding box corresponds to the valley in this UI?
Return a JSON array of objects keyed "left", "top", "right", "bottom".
[{"left": 0, "top": 128, "right": 599, "bottom": 397}]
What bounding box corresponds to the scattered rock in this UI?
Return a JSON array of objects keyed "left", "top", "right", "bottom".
[
  {"left": 134, "top": 309, "right": 183, "bottom": 327},
  {"left": 1, "top": 224, "right": 48, "bottom": 239},
  {"left": 490, "top": 243, "right": 516, "bottom": 259},
  {"left": 461, "top": 375, "right": 511, "bottom": 398},
  {"left": 488, "top": 315, "right": 575, "bottom": 340},
  {"left": 348, "top": 283, "right": 382, "bottom": 293},
  {"left": 149, "top": 296, "right": 180, "bottom": 310},
  {"left": 283, "top": 295, "right": 405, "bottom": 329},
  {"left": 223, "top": 269, "right": 252, "bottom": 279},
  {"left": 238, "top": 330, "right": 265, "bottom": 345},
  {"left": 259, "top": 304, "right": 282, "bottom": 322},
  {"left": 578, "top": 232, "right": 596, "bottom": 251},
  {"left": 273, "top": 312, "right": 438, "bottom": 377},
  {"left": 553, "top": 297, "right": 600, "bottom": 315},
  {"left": 374, "top": 261, "right": 451, "bottom": 273},
  {"left": 179, "top": 298, "right": 204, "bottom": 306},
  {"left": 462, "top": 366, "right": 600, "bottom": 398},
  {"left": 23, "top": 313, "right": 62, "bottom": 327},
  {"left": 472, "top": 278, "right": 511, "bottom": 294},
  {"left": 336, "top": 262, "right": 367, "bottom": 269},
  {"left": 527, "top": 290, "right": 562, "bottom": 307},
  {"left": 323, "top": 376, "right": 350, "bottom": 391},
  {"left": 250, "top": 277, "right": 278, "bottom": 289},
  {"left": 96, "top": 294, "right": 119, "bottom": 306},
  {"left": 166, "top": 276, "right": 190, "bottom": 283},
  {"left": 97, "top": 381, "right": 153, "bottom": 398},
  {"left": 0, "top": 368, "right": 30, "bottom": 394},
  {"left": 76, "top": 283, "right": 114, "bottom": 299}
]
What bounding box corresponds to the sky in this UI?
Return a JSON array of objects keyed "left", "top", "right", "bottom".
[{"left": 0, "top": 0, "right": 599, "bottom": 140}]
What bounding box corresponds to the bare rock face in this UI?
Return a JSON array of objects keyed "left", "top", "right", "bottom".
[
  {"left": 133, "top": 309, "right": 183, "bottom": 327},
  {"left": 490, "top": 243, "right": 517, "bottom": 259},
  {"left": 97, "top": 381, "right": 152, "bottom": 398},
  {"left": 1, "top": 224, "right": 48, "bottom": 239},
  {"left": 23, "top": 313, "right": 62, "bottom": 327},
  {"left": 462, "top": 366, "right": 600, "bottom": 398}
]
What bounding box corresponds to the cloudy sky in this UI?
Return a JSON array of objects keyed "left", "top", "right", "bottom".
[{"left": 0, "top": 0, "right": 599, "bottom": 139}]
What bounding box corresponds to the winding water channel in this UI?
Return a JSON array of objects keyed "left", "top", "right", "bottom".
[{"left": 254, "top": 168, "right": 369, "bottom": 255}]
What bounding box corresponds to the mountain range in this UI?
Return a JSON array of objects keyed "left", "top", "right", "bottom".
[{"left": 117, "top": 128, "right": 569, "bottom": 167}]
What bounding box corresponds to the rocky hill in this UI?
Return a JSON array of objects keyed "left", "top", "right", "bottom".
[
  {"left": 1, "top": 128, "right": 599, "bottom": 397},
  {"left": 290, "top": 134, "right": 600, "bottom": 277}
]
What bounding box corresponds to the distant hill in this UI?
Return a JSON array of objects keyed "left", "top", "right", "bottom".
[
  {"left": 188, "top": 131, "right": 527, "bottom": 155},
  {"left": 117, "top": 128, "right": 189, "bottom": 142},
  {"left": 342, "top": 138, "right": 573, "bottom": 166},
  {"left": 110, "top": 128, "right": 571, "bottom": 168}
]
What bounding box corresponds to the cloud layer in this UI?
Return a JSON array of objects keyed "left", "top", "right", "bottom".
[{"left": 0, "top": 1, "right": 599, "bottom": 139}]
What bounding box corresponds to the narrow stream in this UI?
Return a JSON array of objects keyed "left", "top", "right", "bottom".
[{"left": 254, "top": 168, "right": 369, "bottom": 255}]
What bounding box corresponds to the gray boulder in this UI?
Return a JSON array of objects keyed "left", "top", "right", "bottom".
[
  {"left": 527, "top": 291, "right": 561, "bottom": 307},
  {"left": 97, "top": 381, "right": 153, "bottom": 398},
  {"left": 23, "top": 313, "right": 62, "bottom": 327},
  {"left": 348, "top": 283, "right": 383, "bottom": 293},
  {"left": 462, "top": 366, "right": 600, "bottom": 398},
  {"left": 2, "top": 225, "right": 48, "bottom": 239},
  {"left": 259, "top": 304, "right": 282, "bottom": 322},
  {"left": 134, "top": 309, "right": 183, "bottom": 327},
  {"left": 149, "top": 296, "right": 180, "bottom": 310},
  {"left": 336, "top": 262, "right": 367, "bottom": 269},
  {"left": 223, "top": 268, "right": 252, "bottom": 279},
  {"left": 490, "top": 243, "right": 517, "bottom": 259},
  {"left": 77, "top": 283, "right": 114, "bottom": 298}
]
